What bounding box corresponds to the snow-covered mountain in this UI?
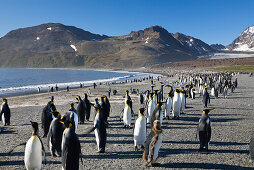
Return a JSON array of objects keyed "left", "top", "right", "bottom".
[
  {"left": 227, "top": 26, "right": 254, "bottom": 52},
  {"left": 172, "top": 33, "right": 216, "bottom": 55}
]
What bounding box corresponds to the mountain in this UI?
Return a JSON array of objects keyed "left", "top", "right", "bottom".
[
  {"left": 210, "top": 44, "right": 226, "bottom": 51},
  {"left": 227, "top": 26, "right": 254, "bottom": 52},
  {"left": 0, "top": 23, "right": 214, "bottom": 68},
  {"left": 172, "top": 33, "right": 216, "bottom": 55}
]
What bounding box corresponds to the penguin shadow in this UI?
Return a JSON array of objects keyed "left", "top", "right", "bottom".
[
  {"left": 83, "top": 150, "right": 142, "bottom": 159},
  {"left": 158, "top": 162, "right": 253, "bottom": 169},
  {"left": 0, "top": 127, "right": 17, "bottom": 134},
  {"left": 214, "top": 107, "right": 252, "bottom": 111},
  {"left": 228, "top": 96, "right": 253, "bottom": 99},
  {"left": 107, "top": 133, "right": 133, "bottom": 138},
  {"left": 78, "top": 133, "right": 94, "bottom": 138},
  {"left": 107, "top": 139, "right": 133, "bottom": 145},
  {"left": 0, "top": 160, "right": 24, "bottom": 166},
  {"left": 210, "top": 141, "right": 248, "bottom": 146},
  {"left": 163, "top": 140, "right": 199, "bottom": 145},
  {"left": 177, "top": 116, "right": 200, "bottom": 122},
  {"left": 212, "top": 117, "right": 243, "bottom": 123}
]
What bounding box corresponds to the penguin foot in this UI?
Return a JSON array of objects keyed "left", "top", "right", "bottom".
[
  {"left": 134, "top": 146, "right": 138, "bottom": 151},
  {"left": 97, "top": 149, "right": 105, "bottom": 153}
]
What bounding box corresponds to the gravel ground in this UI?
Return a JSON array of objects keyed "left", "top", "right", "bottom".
[{"left": 0, "top": 73, "right": 254, "bottom": 170}]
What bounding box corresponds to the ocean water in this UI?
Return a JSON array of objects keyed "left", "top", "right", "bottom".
[{"left": 0, "top": 68, "right": 158, "bottom": 96}]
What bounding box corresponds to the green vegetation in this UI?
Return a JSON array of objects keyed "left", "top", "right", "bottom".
[{"left": 212, "top": 65, "right": 254, "bottom": 73}]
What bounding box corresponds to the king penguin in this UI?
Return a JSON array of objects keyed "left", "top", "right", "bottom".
[
  {"left": 0, "top": 98, "right": 11, "bottom": 126},
  {"left": 123, "top": 99, "right": 132, "bottom": 128},
  {"left": 41, "top": 100, "right": 55, "bottom": 138},
  {"left": 164, "top": 93, "right": 173, "bottom": 120},
  {"left": 76, "top": 96, "right": 86, "bottom": 124},
  {"left": 87, "top": 103, "right": 107, "bottom": 153},
  {"left": 147, "top": 93, "right": 155, "bottom": 124},
  {"left": 68, "top": 103, "right": 78, "bottom": 131},
  {"left": 179, "top": 89, "right": 186, "bottom": 114},
  {"left": 172, "top": 89, "right": 181, "bottom": 119},
  {"left": 150, "top": 102, "right": 163, "bottom": 128},
  {"left": 134, "top": 108, "right": 146, "bottom": 151},
  {"left": 61, "top": 115, "right": 81, "bottom": 170},
  {"left": 83, "top": 93, "right": 91, "bottom": 121},
  {"left": 197, "top": 109, "right": 212, "bottom": 152},
  {"left": 47, "top": 111, "right": 64, "bottom": 157},
  {"left": 143, "top": 120, "right": 162, "bottom": 167},
  {"left": 25, "top": 121, "right": 46, "bottom": 170}
]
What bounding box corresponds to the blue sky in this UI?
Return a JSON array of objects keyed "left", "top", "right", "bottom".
[{"left": 0, "top": 0, "right": 253, "bottom": 45}]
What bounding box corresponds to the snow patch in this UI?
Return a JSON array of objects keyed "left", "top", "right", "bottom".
[
  {"left": 243, "top": 26, "right": 254, "bottom": 34},
  {"left": 233, "top": 44, "right": 254, "bottom": 51},
  {"left": 70, "top": 44, "right": 77, "bottom": 51},
  {"left": 47, "top": 27, "right": 52, "bottom": 31}
]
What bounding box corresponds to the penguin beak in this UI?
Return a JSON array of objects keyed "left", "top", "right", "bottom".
[{"left": 59, "top": 121, "right": 64, "bottom": 124}]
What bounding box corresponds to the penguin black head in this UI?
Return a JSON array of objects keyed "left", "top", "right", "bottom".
[
  {"left": 60, "top": 115, "right": 73, "bottom": 128},
  {"left": 126, "top": 99, "right": 131, "bottom": 106},
  {"left": 157, "top": 102, "right": 163, "bottom": 107},
  {"left": 2, "top": 98, "right": 7, "bottom": 103},
  {"left": 70, "top": 103, "right": 74, "bottom": 108},
  {"left": 126, "top": 90, "right": 129, "bottom": 94},
  {"left": 203, "top": 108, "right": 213, "bottom": 114},
  {"left": 175, "top": 89, "right": 180, "bottom": 93},
  {"left": 50, "top": 96, "right": 54, "bottom": 102},
  {"left": 30, "top": 121, "right": 39, "bottom": 135},
  {"left": 51, "top": 111, "right": 61, "bottom": 118},
  {"left": 76, "top": 96, "right": 80, "bottom": 101},
  {"left": 84, "top": 93, "right": 88, "bottom": 99},
  {"left": 139, "top": 108, "right": 145, "bottom": 115}
]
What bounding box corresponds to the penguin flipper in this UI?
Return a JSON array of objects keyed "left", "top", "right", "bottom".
[
  {"left": 38, "top": 136, "right": 47, "bottom": 164},
  {"left": 7, "top": 142, "right": 26, "bottom": 155},
  {"left": 85, "top": 126, "right": 97, "bottom": 134}
]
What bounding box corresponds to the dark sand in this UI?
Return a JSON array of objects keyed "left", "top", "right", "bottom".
[{"left": 0, "top": 73, "right": 254, "bottom": 169}]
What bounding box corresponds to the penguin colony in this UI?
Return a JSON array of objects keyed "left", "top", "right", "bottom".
[{"left": 1, "top": 72, "right": 252, "bottom": 169}]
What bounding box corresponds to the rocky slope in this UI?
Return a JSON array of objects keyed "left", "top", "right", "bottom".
[
  {"left": 227, "top": 26, "right": 254, "bottom": 52},
  {"left": 0, "top": 23, "right": 216, "bottom": 68}
]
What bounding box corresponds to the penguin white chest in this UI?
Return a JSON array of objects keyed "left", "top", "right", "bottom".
[
  {"left": 25, "top": 136, "right": 42, "bottom": 170},
  {"left": 123, "top": 106, "right": 131, "bottom": 126},
  {"left": 134, "top": 117, "right": 146, "bottom": 145}
]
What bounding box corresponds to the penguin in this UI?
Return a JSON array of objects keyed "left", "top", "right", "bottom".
[
  {"left": 68, "top": 103, "right": 79, "bottom": 131},
  {"left": 197, "top": 109, "right": 212, "bottom": 152},
  {"left": 93, "top": 98, "right": 100, "bottom": 120},
  {"left": 143, "top": 120, "right": 162, "bottom": 167},
  {"left": 202, "top": 88, "right": 210, "bottom": 108},
  {"left": 125, "top": 90, "right": 132, "bottom": 110},
  {"left": 139, "top": 93, "right": 144, "bottom": 105},
  {"left": 61, "top": 115, "right": 81, "bottom": 170},
  {"left": 100, "top": 96, "right": 108, "bottom": 124},
  {"left": 123, "top": 99, "right": 132, "bottom": 128},
  {"left": 134, "top": 108, "right": 146, "bottom": 151},
  {"left": 87, "top": 103, "right": 107, "bottom": 153},
  {"left": 25, "top": 121, "right": 46, "bottom": 170},
  {"left": 0, "top": 98, "right": 11, "bottom": 126},
  {"left": 83, "top": 93, "right": 91, "bottom": 121},
  {"left": 191, "top": 88, "right": 195, "bottom": 99},
  {"left": 172, "top": 89, "right": 181, "bottom": 119},
  {"left": 41, "top": 101, "right": 55, "bottom": 138},
  {"left": 104, "top": 96, "right": 111, "bottom": 120},
  {"left": 211, "top": 86, "right": 215, "bottom": 97},
  {"left": 76, "top": 96, "right": 86, "bottom": 124},
  {"left": 179, "top": 89, "right": 186, "bottom": 114},
  {"left": 47, "top": 111, "right": 64, "bottom": 157},
  {"left": 147, "top": 93, "right": 156, "bottom": 123},
  {"left": 164, "top": 93, "right": 172, "bottom": 120},
  {"left": 150, "top": 102, "right": 163, "bottom": 128}
]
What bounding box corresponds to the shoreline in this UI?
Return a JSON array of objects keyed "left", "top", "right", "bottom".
[{"left": 0, "top": 68, "right": 161, "bottom": 98}]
